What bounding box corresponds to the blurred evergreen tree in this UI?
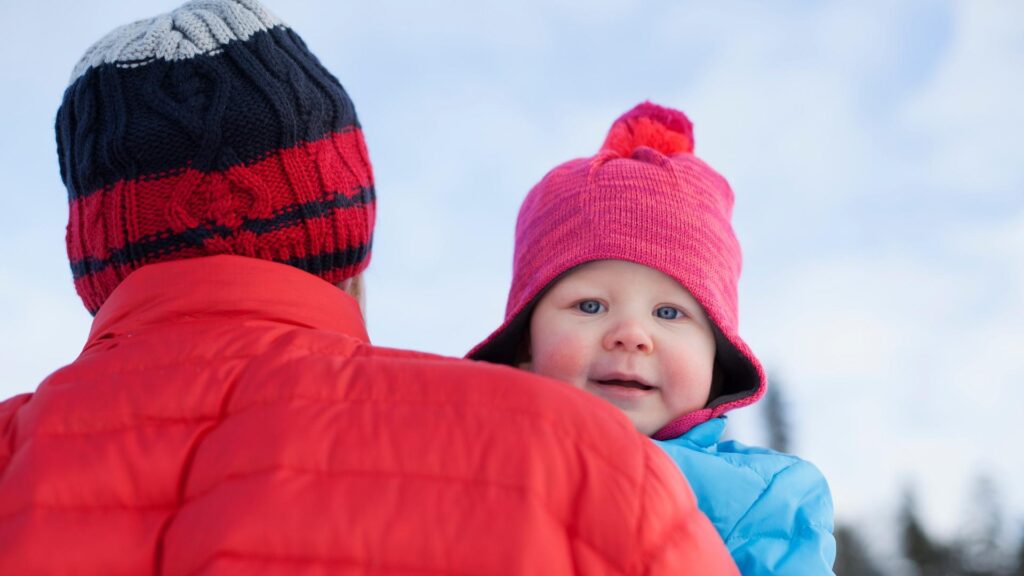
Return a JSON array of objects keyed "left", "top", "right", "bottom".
[
  {"left": 834, "top": 523, "right": 885, "bottom": 576},
  {"left": 1011, "top": 523, "right": 1024, "bottom": 576},
  {"left": 900, "top": 487, "right": 959, "bottom": 576},
  {"left": 763, "top": 374, "right": 791, "bottom": 454},
  {"left": 755, "top": 375, "right": 1021, "bottom": 576},
  {"left": 957, "top": 474, "right": 1008, "bottom": 576}
]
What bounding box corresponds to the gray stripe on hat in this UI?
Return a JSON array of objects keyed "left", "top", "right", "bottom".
[{"left": 69, "top": 0, "right": 284, "bottom": 83}]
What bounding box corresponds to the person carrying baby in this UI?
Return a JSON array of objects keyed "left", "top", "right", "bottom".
[{"left": 469, "top": 102, "right": 837, "bottom": 575}]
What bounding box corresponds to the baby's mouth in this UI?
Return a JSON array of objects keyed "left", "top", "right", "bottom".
[{"left": 594, "top": 378, "right": 655, "bottom": 391}]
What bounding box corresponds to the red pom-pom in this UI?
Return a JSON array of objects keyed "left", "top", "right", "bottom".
[{"left": 600, "top": 101, "right": 694, "bottom": 157}]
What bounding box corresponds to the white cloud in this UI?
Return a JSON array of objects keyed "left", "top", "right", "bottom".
[{"left": 901, "top": 1, "right": 1024, "bottom": 197}]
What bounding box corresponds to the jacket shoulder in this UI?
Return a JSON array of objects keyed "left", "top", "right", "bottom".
[
  {"left": 350, "top": 346, "right": 638, "bottom": 426},
  {"left": 0, "top": 393, "right": 32, "bottom": 472},
  {"left": 726, "top": 457, "right": 836, "bottom": 575},
  {"left": 657, "top": 433, "right": 835, "bottom": 575},
  {"left": 694, "top": 439, "right": 834, "bottom": 537}
]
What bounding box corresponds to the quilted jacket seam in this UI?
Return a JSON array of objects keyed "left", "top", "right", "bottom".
[
  {"left": 725, "top": 520, "right": 829, "bottom": 549},
  {"left": 10, "top": 394, "right": 639, "bottom": 492},
  {"left": 180, "top": 549, "right": 484, "bottom": 576},
  {"left": 171, "top": 463, "right": 627, "bottom": 572},
  {"left": 722, "top": 460, "right": 798, "bottom": 545},
  {"left": 0, "top": 501, "right": 175, "bottom": 522},
  {"left": 153, "top": 362, "right": 244, "bottom": 576}
]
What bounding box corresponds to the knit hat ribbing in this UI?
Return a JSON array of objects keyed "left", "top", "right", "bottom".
[
  {"left": 468, "top": 102, "right": 765, "bottom": 439},
  {"left": 57, "top": 0, "right": 374, "bottom": 315}
]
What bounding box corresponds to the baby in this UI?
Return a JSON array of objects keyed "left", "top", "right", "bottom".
[{"left": 469, "top": 102, "right": 836, "bottom": 574}]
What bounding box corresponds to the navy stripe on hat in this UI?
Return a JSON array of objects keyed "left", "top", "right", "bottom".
[
  {"left": 283, "top": 242, "right": 373, "bottom": 277},
  {"left": 57, "top": 26, "right": 358, "bottom": 202}
]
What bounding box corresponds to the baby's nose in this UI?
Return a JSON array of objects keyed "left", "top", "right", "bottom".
[{"left": 603, "top": 321, "right": 654, "bottom": 353}]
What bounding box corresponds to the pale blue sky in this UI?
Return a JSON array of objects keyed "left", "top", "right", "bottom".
[{"left": 2, "top": 0, "right": 1022, "bottom": 560}]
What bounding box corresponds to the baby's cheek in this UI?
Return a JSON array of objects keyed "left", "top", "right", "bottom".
[
  {"left": 663, "top": 357, "right": 715, "bottom": 411},
  {"left": 531, "top": 334, "right": 589, "bottom": 385}
]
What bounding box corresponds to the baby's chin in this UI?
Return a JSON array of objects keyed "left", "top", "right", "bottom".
[
  {"left": 636, "top": 422, "right": 668, "bottom": 437},
  {"left": 620, "top": 409, "right": 671, "bottom": 437}
]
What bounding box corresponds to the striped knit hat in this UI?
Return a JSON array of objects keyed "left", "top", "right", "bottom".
[
  {"left": 468, "top": 102, "right": 765, "bottom": 440},
  {"left": 57, "top": 0, "right": 374, "bottom": 315}
]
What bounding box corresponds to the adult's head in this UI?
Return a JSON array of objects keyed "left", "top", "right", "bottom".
[{"left": 56, "top": 0, "right": 375, "bottom": 315}]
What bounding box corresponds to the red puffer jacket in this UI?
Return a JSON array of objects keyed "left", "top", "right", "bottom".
[{"left": 0, "top": 255, "right": 736, "bottom": 575}]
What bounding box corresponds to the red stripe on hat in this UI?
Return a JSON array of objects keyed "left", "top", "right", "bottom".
[{"left": 67, "top": 129, "right": 372, "bottom": 263}]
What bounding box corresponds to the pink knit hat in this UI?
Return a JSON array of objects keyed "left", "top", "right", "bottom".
[{"left": 468, "top": 102, "right": 765, "bottom": 440}]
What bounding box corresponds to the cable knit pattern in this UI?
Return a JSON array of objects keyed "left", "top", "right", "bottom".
[
  {"left": 57, "top": 0, "right": 374, "bottom": 315},
  {"left": 69, "top": 0, "right": 283, "bottom": 82}
]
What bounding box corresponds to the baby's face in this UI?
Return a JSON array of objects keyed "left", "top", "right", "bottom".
[{"left": 525, "top": 259, "right": 716, "bottom": 436}]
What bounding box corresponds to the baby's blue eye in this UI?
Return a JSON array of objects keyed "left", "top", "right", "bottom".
[
  {"left": 577, "top": 300, "right": 604, "bottom": 314},
  {"left": 655, "top": 306, "right": 682, "bottom": 320}
]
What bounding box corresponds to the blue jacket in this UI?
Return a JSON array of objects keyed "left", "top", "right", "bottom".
[{"left": 654, "top": 418, "right": 836, "bottom": 575}]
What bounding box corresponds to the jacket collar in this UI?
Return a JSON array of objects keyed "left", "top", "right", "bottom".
[
  {"left": 680, "top": 417, "right": 728, "bottom": 448},
  {"left": 86, "top": 256, "right": 368, "bottom": 349}
]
